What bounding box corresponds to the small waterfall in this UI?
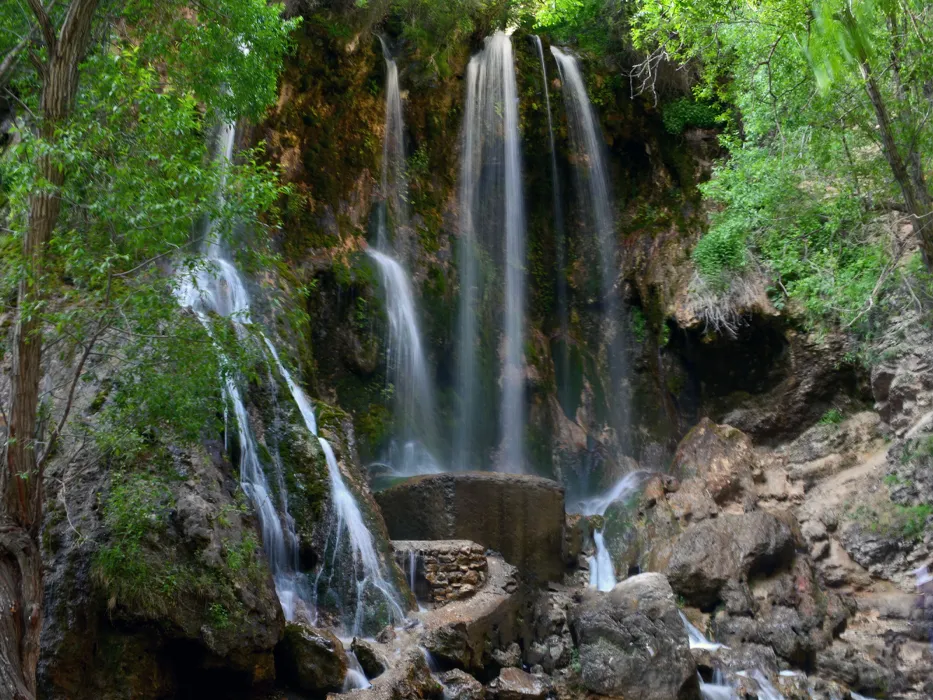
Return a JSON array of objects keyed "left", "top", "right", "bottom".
[
  {"left": 588, "top": 531, "right": 616, "bottom": 592},
  {"left": 367, "top": 250, "right": 441, "bottom": 476},
  {"left": 369, "top": 41, "right": 441, "bottom": 477},
  {"left": 532, "top": 36, "right": 570, "bottom": 412},
  {"left": 319, "top": 438, "right": 407, "bottom": 634},
  {"left": 551, "top": 47, "right": 629, "bottom": 454},
  {"left": 176, "top": 125, "right": 304, "bottom": 620},
  {"left": 456, "top": 31, "right": 527, "bottom": 473},
  {"left": 376, "top": 36, "right": 408, "bottom": 255},
  {"left": 698, "top": 671, "right": 736, "bottom": 700},
  {"left": 577, "top": 472, "right": 646, "bottom": 592},
  {"left": 679, "top": 611, "right": 726, "bottom": 651},
  {"left": 344, "top": 651, "right": 372, "bottom": 691}
]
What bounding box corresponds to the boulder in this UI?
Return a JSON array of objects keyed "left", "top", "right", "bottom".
[
  {"left": 666, "top": 511, "right": 795, "bottom": 607},
  {"left": 670, "top": 418, "right": 757, "bottom": 510},
  {"left": 487, "top": 668, "right": 547, "bottom": 700},
  {"left": 351, "top": 637, "right": 388, "bottom": 679},
  {"left": 439, "top": 669, "right": 484, "bottom": 700},
  {"left": 375, "top": 472, "right": 566, "bottom": 582},
  {"left": 276, "top": 623, "right": 347, "bottom": 693},
  {"left": 571, "top": 573, "right": 699, "bottom": 700}
]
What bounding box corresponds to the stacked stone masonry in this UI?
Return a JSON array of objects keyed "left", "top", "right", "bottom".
[{"left": 393, "top": 540, "right": 488, "bottom": 606}]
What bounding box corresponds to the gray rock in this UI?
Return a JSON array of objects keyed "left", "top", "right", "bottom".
[
  {"left": 491, "top": 642, "right": 522, "bottom": 668},
  {"left": 571, "top": 573, "right": 699, "bottom": 700},
  {"left": 666, "top": 511, "right": 795, "bottom": 607}
]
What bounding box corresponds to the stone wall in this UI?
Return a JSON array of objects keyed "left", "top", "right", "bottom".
[
  {"left": 375, "top": 472, "right": 567, "bottom": 583},
  {"left": 393, "top": 540, "right": 487, "bottom": 606}
]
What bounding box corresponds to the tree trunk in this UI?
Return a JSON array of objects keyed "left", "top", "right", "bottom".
[{"left": 1, "top": 1, "right": 99, "bottom": 696}]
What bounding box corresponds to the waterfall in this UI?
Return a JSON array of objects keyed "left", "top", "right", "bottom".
[
  {"left": 679, "top": 611, "right": 726, "bottom": 651},
  {"left": 319, "top": 438, "right": 406, "bottom": 634},
  {"left": 175, "top": 125, "right": 303, "bottom": 620},
  {"left": 369, "top": 41, "right": 441, "bottom": 477},
  {"left": 179, "top": 124, "right": 404, "bottom": 634},
  {"left": 576, "top": 472, "right": 646, "bottom": 592},
  {"left": 533, "top": 36, "right": 570, "bottom": 412},
  {"left": 456, "top": 31, "right": 527, "bottom": 473},
  {"left": 376, "top": 37, "right": 408, "bottom": 255},
  {"left": 551, "top": 47, "right": 629, "bottom": 454}
]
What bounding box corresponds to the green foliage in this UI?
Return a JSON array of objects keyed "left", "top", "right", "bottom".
[
  {"left": 631, "top": 307, "right": 648, "bottom": 344},
  {"left": 631, "top": 0, "right": 932, "bottom": 337},
  {"left": 819, "top": 408, "right": 845, "bottom": 425},
  {"left": 95, "top": 473, "right": 175, "bottom": 599},
  {"left": 662, "top": 98, "right": 719, "bottom": 134}
]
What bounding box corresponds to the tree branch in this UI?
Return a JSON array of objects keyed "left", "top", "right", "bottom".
[{"left": 25, "top": 0, "right": 57, "bottom": 53}]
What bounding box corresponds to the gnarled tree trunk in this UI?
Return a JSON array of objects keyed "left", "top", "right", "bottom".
[{"left": 1, "top": 1, "right": 99, "bottom": 696}]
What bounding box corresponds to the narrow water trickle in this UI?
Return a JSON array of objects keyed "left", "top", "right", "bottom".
[
  {"left": 533, "top": 36, "right": 570, "bottom": 412},
  {"left": 551, "top": 47, "right": 630, "bottom": 455},
  {"left": 456, "top": 31, "right": 527, "bottom": 473},
  {"left": 344, "top": 651, "right": 372, "bottom": 691}
]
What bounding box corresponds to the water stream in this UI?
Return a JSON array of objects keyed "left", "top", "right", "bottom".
[
  {"left": 179, "top": 124, "right": 404, "bottom": 638},
  {"left": 551, "top": 47, "right": 630, "bottom": 455},
  {"left": 532, "top": 36, "right": 570, "bottom": 413},
  {"left": 576, "top": 472, "right": 646, "bottom": 591},
  {"left": 456, "top": 31, "right": 527, "bottom": 473}
]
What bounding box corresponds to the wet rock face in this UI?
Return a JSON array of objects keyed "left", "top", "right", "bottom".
[
  {"left": 666, "top": 511, "right": 795, "bottom": 608},
  {"left": 571, "top": 573, "right": 699, "bottom": 700},
  {"left": 276, "top": 623, "right": 347, "bottom": 693},
  {"left": 375, "top": 472, "right": 566, "bottom": 582}
]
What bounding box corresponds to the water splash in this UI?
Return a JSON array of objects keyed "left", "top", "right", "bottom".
[
  {"left": 551, "top": 46, "right": 630, "bottom": 456},
  {"left": 456, "top": 31, "right": 527, "bottom": 473},
  {"left": 576, "top": 472, "right": 646, "bottom": 591},
  {"left": 679, "top": 611, "right": 727, "bottom": 652}
]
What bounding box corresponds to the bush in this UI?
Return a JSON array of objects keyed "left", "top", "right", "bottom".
[{"left": 662, "top": 98, "right": 719, "bottom": 134}]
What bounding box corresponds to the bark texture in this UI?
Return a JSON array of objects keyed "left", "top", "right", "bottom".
[{"left": 1, "top": 1, "right": 100, "bottom": 697}]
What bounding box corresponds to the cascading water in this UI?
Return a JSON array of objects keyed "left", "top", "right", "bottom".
[
  {"left": 456, "top": 31, "right": 527, "bottom": 473},
  {"left": 679, "top": 611, "right": 726, "bottom": 652},
  {"left": 369, "top": 41, "right": 441, "bottom": 477},
  {"left": 176, "top": 124, "right": 304, "bottom": 620},
  {"left": 551, "top": 46, "right": 630, "bottom": 456},
  {"left": 533, "top": 36, "right": 570, "bottom": 413},
  {"left": 318, "top": 437, "right": 406, "bottom": 634},
  {"left": 179, "top": 125, "right": 404, "bottom": 636},
  {"left": 576, "top": 472, "right": 646, "bottom": 591},
  {"left": 376, "top": 36, "right": 408, "bottom": 256},
  {"left": 367, "top": 250, "right": 441, "bottom": 477}
]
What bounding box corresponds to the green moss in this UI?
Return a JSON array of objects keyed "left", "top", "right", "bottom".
[{"left": 662, "top": 98, "right": 720, "bottom": 134}]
